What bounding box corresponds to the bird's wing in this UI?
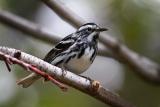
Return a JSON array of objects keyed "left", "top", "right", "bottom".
[
  {"left": 43, "top": 33, "right": 77, "bottom": 62},
  {"left": 43, "top": 48, "right": 61, "bottom": 62}
]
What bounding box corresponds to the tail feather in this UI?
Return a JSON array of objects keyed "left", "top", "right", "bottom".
[
  {"left": 17, "top": 73, "right": 41, "bottom": 88},
  {"left": 17, "top": 48, "right": 57, "bottom": 88}
]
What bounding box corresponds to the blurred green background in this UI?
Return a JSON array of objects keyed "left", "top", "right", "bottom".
[{"left": 0, "top": 0, "right": 160, "bottom": 107}]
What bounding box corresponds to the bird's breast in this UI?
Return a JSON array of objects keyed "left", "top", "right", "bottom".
[{"left": 65, "top": 47, "right": 95, "bottom": 74}]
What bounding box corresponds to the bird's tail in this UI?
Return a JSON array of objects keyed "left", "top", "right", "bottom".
[
  {"left": 17, "top": 48, "right": 57, "bottom": 88},
  {"left": 17, "top": 73, "right": 41, "bottom": 88}
]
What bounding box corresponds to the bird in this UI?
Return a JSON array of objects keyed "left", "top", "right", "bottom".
[{"left": 17, "top": 23, "right": 107, "bottom": 88}]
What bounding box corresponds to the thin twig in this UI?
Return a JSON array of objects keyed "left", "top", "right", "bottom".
[
  {"left": 41, "top": 0, "right": 160, "bottom": 83},
  {"left": 0, "top": 46, "right": 136, "bottom": 107},
  {"left": 0, "top": 51, "right": 67, "bottom": 91}
]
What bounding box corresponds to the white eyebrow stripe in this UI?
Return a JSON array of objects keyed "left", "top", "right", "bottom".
[{"left": 79, "top": 25, "right": 96, "bottom": 31}]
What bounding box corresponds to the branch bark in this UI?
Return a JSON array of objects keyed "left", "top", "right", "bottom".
[
  {"left": 41, "top": 0, "right": 160, "bottom": 83},
  {"left": 0, "top": 46, "right": 135, "bottom": 107},
  {"left": 0, "top": 51, "right": 68, "bottom": 90}
]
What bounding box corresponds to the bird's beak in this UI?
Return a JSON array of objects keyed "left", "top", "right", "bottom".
[{"left": 96, "top": 27, "right": 108, "bottom": 32}]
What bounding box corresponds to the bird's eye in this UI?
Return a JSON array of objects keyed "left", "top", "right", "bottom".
[{"left": 87, "top": 27, "right": 92, "bottom": 31}]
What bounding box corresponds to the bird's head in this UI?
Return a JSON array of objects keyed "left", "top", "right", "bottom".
[{"left": 77, "top": 23, "right": 108, "bottom": 42}]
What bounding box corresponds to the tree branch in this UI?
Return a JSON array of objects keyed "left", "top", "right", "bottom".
[
  {"left": 0, "top": 46, "right": 135, "bottom": 107},
  {"left": 0, "top": 51, "right": 68, "bottom": 91},
  {"left": 0, "top": 9, "right": 60, "bottom": 44},
  {"left": 40, "top": 0, "right": 160, "bottom": 83}
]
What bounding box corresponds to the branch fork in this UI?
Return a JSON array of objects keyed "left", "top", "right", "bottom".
[{"left": 0, "top": 50, "right": 67, "bottom": 91}]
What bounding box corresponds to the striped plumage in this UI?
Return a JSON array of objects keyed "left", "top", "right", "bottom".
[{"left": 17, "top": 23, "right": 107, "bottom": 87}]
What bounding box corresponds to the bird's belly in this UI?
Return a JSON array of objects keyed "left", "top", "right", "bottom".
[{"left": 65, "top": 54, "right": 92, "bottom": 74}]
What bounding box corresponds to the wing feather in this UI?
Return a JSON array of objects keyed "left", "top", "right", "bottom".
[{"left": 44, "top": 33, "right": 78, "bottom": 62}]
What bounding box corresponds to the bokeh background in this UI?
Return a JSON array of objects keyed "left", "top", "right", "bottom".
[{"left": 0, "top": 0, "right": 160, "bottom": 107}]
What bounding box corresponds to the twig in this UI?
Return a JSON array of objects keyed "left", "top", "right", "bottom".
[
  {"left": 42, "top": 0, "right": 85, "bottom": 27},
  {"left": 41, "top": 0, "right": 160, "bottom": 83},
  {"left": 0, "top": 9, "right": 110, "bottom": 57},
  {"left": 0, "top": 46, "right": 136, "bottom": 107},
  {"left": 0, "top": 51, "right": 67, "bottom": 91}
]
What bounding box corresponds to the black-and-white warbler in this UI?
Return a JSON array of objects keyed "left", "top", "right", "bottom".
[{"left": 17, "top": 23, "right": 107, "bottom": 88}]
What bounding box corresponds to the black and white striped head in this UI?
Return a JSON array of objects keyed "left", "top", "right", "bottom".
[{"left": 77, "top": 23, "right": 107, "bottom": 42}]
